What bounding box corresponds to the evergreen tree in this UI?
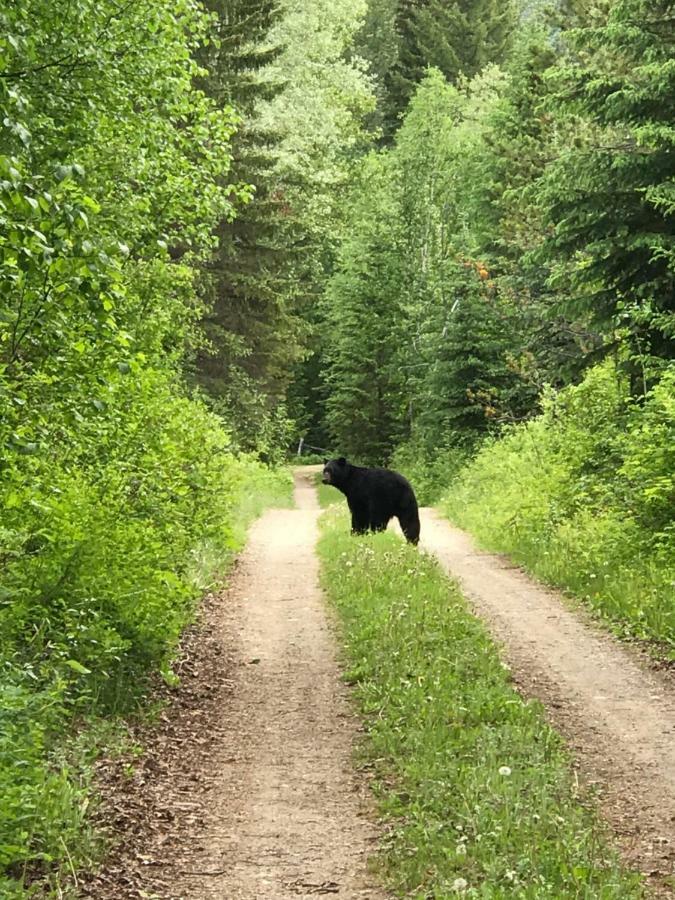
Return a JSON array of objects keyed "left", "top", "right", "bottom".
[
  {"left": 194, "top": 0, "right": 302, "bottom": 451},
  {"left": 392, "top": 69, "right": 538, "bottom": 448},
  {"left": 541, "top": 0, "right": 675, "bottom": 384},
  {"left": 261, "top": 0, "right": 378, "bottom": 452},
  {"left": 386, "top": 0, "right": 517, "bottom": 133},
  {"left": 416, "top": 266, "right": 529, "bottom": 445},
  {"left": 481, "top": 22, "right": 599, "bottom": 387},
  {"left": 353, "top": 0, "right": 400, "bottom": 137},
  {"left": 323, "top": 155, "right": 407, "bottom": 463}
]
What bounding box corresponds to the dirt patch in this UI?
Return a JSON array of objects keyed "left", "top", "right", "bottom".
[
  {"left": 77, "top": 587, "right": 242, "bottom": 899},
  {"left": 81, "top": 469, "right": 386, "bottom": 900},
  {"left": 420, "top": 509, "right": 675, "bottom": 894}
]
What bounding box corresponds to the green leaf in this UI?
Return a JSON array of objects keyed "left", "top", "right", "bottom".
[{"left": 64, "top": 659, "right": 92, "bottom": 675}]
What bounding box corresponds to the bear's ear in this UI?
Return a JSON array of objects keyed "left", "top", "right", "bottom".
[
  {"left": 337, "top": 456, "right": 346, "bottom": 466},
  {"left": 323, "top": 458, "right": 329, "bottom": 465}
]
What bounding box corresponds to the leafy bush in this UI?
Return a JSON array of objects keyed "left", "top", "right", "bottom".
[
  {"left": 391, "top": 440, "right": 469, "bottom": 505},
  {"left": 442, "top": 362, "right": 675, "bottom": 652}
]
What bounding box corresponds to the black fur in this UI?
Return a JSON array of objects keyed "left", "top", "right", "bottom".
[{"left": 322, "top": 457, "right": 420, "bottom": 545}]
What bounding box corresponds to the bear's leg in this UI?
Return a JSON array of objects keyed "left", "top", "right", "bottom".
[
  {"left": 368, "top": 502, "right": 390, "bottom": 533},
  {"left": 369, "top": 516, "right": 389, "bottom": 533},
  {"left": 398, "top": 508, "right": 420, "bottom": 545},
  {"left": 348, "top": 501, "right": 369, "bottom": 535}
]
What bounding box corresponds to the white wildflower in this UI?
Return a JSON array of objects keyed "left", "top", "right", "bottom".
[
  {"left": 451, "top": 877, "right": 468, "bottom": 893},
  {"left": 498, "top": 765, "right": 512, "bottom": 776}
]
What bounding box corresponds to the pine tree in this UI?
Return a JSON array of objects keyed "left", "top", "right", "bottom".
[
  {"left": 353, "top": 0, "right": 400, "bottom": 137},
  {"left": 541, "top": 0, "right": 675, "bottom": 383},
  {"left": 194, "top": 0, "right": 303, "bottom": 450},
  {"left": 386, "top": 0, "right": 517, "bottom": 133},
  {"left": 391, "top": 69, "right": 538, "bottom": 448},
  {"left": 481, "top": 23, "right": 600, "bottom": 387},
  {"left": 323, "top": 155, "right": 408, "bottom": 463},
  {"left": 416, "top": 266, "right": 529, "bottom": 445}
]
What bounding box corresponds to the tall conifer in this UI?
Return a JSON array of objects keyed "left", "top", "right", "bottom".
[
  {"left": 195, "top": 0, "right": 301, "bottom": 448},
  {"left": 385, "top": 0, "right": 517, "bottom": 133},
  {"left": 541, "top": 0, "right": 675, "bottom": 382}
]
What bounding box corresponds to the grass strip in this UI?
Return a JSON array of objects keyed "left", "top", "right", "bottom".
[
  {"left": 318, "top": 507, "right": 644, "bottom": 898},
  {"left": 312, "top": 470, "right": 341, "bottom": 508}
]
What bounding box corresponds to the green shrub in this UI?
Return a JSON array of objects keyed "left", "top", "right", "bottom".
[
  {"left": 391, "top": 441, "right": 469, "bottom": 505},
  {"left": 442, "top": 362, "right": 675, "bottom": 652}
]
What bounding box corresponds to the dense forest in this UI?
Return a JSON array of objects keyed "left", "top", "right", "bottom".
[{"left": 0, "top": 0, "right": 673, "bottom": 893}]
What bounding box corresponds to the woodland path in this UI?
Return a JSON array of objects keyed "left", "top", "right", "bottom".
[
  {"left": 164, "top": 468, "right": 387, "bottom": 900},
  {"left": 421, "top": 509, "right": 675, "bottom": 889}
]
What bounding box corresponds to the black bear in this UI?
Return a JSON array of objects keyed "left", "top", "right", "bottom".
[{"left": 322, "top": 457, "right": 420, "bottom": 545}]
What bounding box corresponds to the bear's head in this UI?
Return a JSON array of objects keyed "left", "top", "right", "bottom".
[{"left": 322, "top": 457, "right": 349, "bottom": 487}]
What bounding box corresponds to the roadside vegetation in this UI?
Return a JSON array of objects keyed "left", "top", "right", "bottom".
[
  {"left": 1, "top": 458, "right": 291, "bottom": 898},
  {"left": 1, "top": 0, "right": 299, "bottom": 892},
  {"left": 3, "top": 0, "right": 673, "bottom": 893},
  {"left": 442, "top": 363, "right": 675, "bottom": 655},
  {"left": 318, "top": 509, "right": 644, "bottom": 898}
]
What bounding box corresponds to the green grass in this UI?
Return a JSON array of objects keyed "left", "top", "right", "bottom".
[
  {"left": 318, "top": 507, "right": 643, "bottom": 898},
  {"left": 312, "top": 471, "right": 343, "bottom": 508}
]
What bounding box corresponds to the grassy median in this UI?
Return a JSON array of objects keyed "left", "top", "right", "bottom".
[{"left": 318, "top": 508, "right": 643, "bottom": 898}]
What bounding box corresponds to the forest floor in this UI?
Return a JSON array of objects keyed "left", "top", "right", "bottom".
[{"left": 82, "top": 470, "right": 675, "bottom": 899}]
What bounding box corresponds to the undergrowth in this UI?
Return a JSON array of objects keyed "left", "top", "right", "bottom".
[
  {"left": 391, "top": 442, "right": 469, "bottom": 506},
  {"left": 441, "top": 362, "right": 675, "bottom": 656},
  {"left": 318, "top": 507, "right": 643, "bottom": 898}
]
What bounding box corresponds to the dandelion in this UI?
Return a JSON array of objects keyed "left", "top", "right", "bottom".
[
  {"left": 455, "top": 843, "right": 467, "bottom": 855},
  {"left": 452, "top": 877, "right": 468, "bottom": 893},
  {"left": 498, "top": 765, "right": 512, "bottom": 776}
]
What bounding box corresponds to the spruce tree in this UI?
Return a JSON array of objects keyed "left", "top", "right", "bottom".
[
  {"left": 541, "top": 0, "right": 675, "bottom": 383},
  {"left": 386, "top": 0, "right": 517, "bottom": 133},
  {"left": 353, "top": 0, "right": 400, "bottom": 137},
  {"left": 194, "top": 0, "right": 302, "bottom": 449},
  {"left": 323, "top": 155, "right": 407, "bottom": 463},
  {"left": 482, "top": 24, "right": 599, "bottom": 387}
]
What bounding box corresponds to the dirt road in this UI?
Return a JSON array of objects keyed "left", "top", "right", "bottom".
[
  {"left": 83, "top": 468, "right": 386, "bottom": 900},
  {"left": 421, "top": 509, "right": 675, "bottom": 887},
  {"left": 168, "top": 469, "right": 385, "bottom": 899}
]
